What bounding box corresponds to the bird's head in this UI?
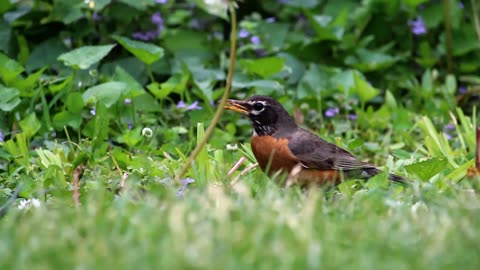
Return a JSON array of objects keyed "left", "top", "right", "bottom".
[{"left": 224, "top": 95, "right": 296, "bottom": 136}]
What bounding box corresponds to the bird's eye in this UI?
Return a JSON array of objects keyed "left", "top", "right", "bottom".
[{"left": 253, "top": 102, "right": 264, "bottom": 111}]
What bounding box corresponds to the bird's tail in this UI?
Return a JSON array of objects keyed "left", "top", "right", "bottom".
[
  {"left": 363, "top": 167, "right": 409, "bottom": 184},
  {"left": 388, "top": 173, "right": 409, "bottom": 183}
]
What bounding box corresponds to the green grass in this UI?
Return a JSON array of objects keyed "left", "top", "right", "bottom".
[{"left": 1, "top": 177, "right": 480, "bottom": 270}]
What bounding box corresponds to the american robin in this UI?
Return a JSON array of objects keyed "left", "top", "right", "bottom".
[{"left": 224, "top": 95, "right": 406, "bottom": 185}]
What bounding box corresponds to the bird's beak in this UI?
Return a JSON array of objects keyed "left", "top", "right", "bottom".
[{"left": 224, "top": 99, "right": 249, "bottom": 115}]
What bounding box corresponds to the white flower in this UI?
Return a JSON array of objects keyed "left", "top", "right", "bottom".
[
  {"left": 142, "top": 127, "right": 153, "bottom": 138},
  {"left": 226, "top": 144, "right": 238, "bottom": 151},
  {"left": 18, "top": 198, "right": 41, "bottom": 210}
]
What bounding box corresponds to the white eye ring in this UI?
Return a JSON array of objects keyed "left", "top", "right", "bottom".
[{"left": 248, "top": 101, "right": 267, "bottom": 115}]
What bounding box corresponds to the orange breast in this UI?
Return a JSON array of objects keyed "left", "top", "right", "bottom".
[{"left": 250, "top": 136, "right": 342, "bottom": 185}]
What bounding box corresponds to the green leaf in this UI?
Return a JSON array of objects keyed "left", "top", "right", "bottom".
[
  {"left": 66, "top": 92, "right": 84, "bottom": 113},
  {"left": 12, "top": 67, "right": 46, "bottom": 96},
  {"left": 353, "top": 71, "right": 379, "bottom": 103},
  {"left": 345, "top": 48, "right": 399, "bottom": 72},
  {"left": 58, "top": 44, "right": 115, "bottom": 70},
  {"left": 147, "top": 73, "right": 189, "bottom": 100},
  {"left": 112, "top": 66, "right": 146, "bottom": 97},
  {"left": 0, "top": 85, "right": 21, "bottom": 111},
  {"left": 306, "top": 14, "right": 343, "bottom": 41},
  {"left": 82, "top": 82, "right": 127, "bottom": 108},
  {"left": 0, "top": 52, "right": 24, "bottom": 83},
  {"left": 93, "top": 102, "right": 110, "bottom": 151},
  {"left": 118, "top": 127, "right": 143, "bottom": 147},
  {"left": 284, "top": 0, "right": 319, "bottom": 8},
  {"left": 118, "top": 0, "right": 156, "bottom": 10},
  {"left": 190, "top": 0, "right": 228, "bottom": 20},
  {"left": 26, "top": 38, "right": 68, "bottom": 72},
  {"left": 112, "top": 35, "right": 164, "bottom": 65},
  {"left": 189, "top": 67, "right": 225, "bottom": 101},
  {"left": 53, "top": 111, "right": 82, "bottom": 130},
  {"left": 404, "top": 158, "right": 448, "bottom": 181},
  {"left": 239, "top": 57, "right": 285, "bottom": 78},
  {"left": 19, "top": 113, "right": 42, "bottom": 138},
  {"left": 297, "top": 64, "right": 335, "bottom": 99}
]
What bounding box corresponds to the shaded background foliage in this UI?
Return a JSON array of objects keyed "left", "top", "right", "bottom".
[{"left": 0, "top": 0, "right": 479, "bottom": 198}]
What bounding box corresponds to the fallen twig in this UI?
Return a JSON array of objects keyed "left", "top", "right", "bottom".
[
  {"left": 226, "top": 156, "right": 246, "bottom": 177},
  {"left": 73, "top": 165, "right": 83, "bottom": 207},
  {"left": 230, "top": 162, "right": 259, "bottom": 187}
]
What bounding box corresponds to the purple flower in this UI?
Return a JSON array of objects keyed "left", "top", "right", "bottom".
[
  {"left": 156, "top": 0, "right": 168, "bottom": 3},
  {"left": 458, "top": 1, "right": 464, "bottom": 9},
  {"left": 132, "top": 32, "right": 148, "bottom": 41},
  {"left": 266, "top": 17, "right": 276, "bottom": 23},
  {"left": 176, "top": 100, "right": 186, "bottom": 109},
  {"left": 132, "top": 30, "right": 159, "bottom": 41},
  {"left": 177, "top": 100, "right": 203, "bottom": 111},
  {"left": 187, "top": 101, "right": 203, "bottom": 110},
  {"left": 458, "top": 85, "right": 467, "bottom": 94},
  {"left": 124, "top": 98, "right": 132, "bottom": 105},
  {"left": 324, "top": 107, "right": 339, "bottom": 118},
  {"left": 408, "top": 17, "right": 427, "bottom": 36},
  {"left": 348, "top": 114, "right": 357, "bottom": 121},
  {"left": 92, "top": 12, "right": 102, "bottom": 21},
  {"left": 444, "top": 124, "right": 455, "bottom": 130},
  {"left": 128, "top": 122, "right": 133, "bottom": 130},
  {"left": 238, "top": 28, "right": 249, "bottom": 38},
  {"left": 90, "top": 108, "right": 96, "bottom": 116},
  {"left": 445, "top": 133, "right": 452, "bottom": 140},
  {"left": 0, "top": 131, "right": 3, "bottom": 142},
  {"left": 250, "top": 35, "right": 261, "bottom": 45},
  {"left": 151, "top": 12, "right": 163, "bottom": 26},
  {"left": 177, "top": 178, "right": 195, "bottom": 197}
]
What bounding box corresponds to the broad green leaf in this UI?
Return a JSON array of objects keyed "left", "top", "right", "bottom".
[
  {"left": 402, "top": 0, "right": 429, "bottom": 9},
  {"left": 283, "top": 0, "right": 319, "bottom": 8},
  {"left": 66, "top": 92, "right": 84, "bottom": 113},
  {"left": 306, "top": 14, "right": 343, "bottom": 41},
  {"left": 118, "top": 0, "right": 157, "bottom": 10},
  {"left": 26, "top": 38, "right": 68, "bottom": 72},
  {"left": 112, "top": 35, "right": 164, "bottom": 65},
  {"left": 53, "top": 111, "right": 82, "bottom": 130},
  {"left": 239, "top": 57, "right": 285, "bottom": 78},
  {"left": 190, "top": 0, "right": 228, "bottom": 20},
  {"left": 19, "top": 113, "right": 42, "bottom": 138},
  {"left": 404, "top": 158, "right": 448, "bottom": 181},
  {"left": 12, "top": 67, "right": 46, "bottom": 96},
  {"left": 118, "top": 127, "right": 143, "bottom": 147},
  {"left": 0, "top": 52, "right": 24, "bottom": 83},
  {"left": 112, "top": 66, "right": 146, "bottom": 97},
  {"left": 353, "top": 71, "right": 379, "bottom": 103},
  {"left": 147, "top": 73, "right": 189, "bottom": 99},
  {"left": 58, "top": 44, "right": 115, "bottom": 70},
  {"left": 189, "top": 67, "right": 224, "bottom": 101},
  {"left": 233, "top": 78, "right": 283, "bottom": 92},
  {"left": 0, "top": 21, "right": 11, "bottom": 53},
  {"left": 297, "top": 64, "right": 335, "bottom": 99},
  {"left": 82, "top": 82, "right": 127, "bottom": 108},
  {"left": 345, "top": 49, "right": 399, "bottom": 71},
  {"left": 0, "top": 85, "right": 21, "bottom": 111}
]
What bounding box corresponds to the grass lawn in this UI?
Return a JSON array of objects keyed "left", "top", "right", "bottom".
[{"left": 1, "top": 174, "right": 480, "bottom": 270}]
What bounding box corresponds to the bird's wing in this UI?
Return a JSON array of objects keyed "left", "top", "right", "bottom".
[{"left": 287, "top": 128, "right": 375, "bottom": 171}]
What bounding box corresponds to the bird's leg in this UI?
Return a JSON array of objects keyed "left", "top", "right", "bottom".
[{"left": 285, "top": 163, "right": 303, "bottom": 188}]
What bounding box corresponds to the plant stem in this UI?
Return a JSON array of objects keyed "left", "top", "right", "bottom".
[
  {"left": 175, "top": 2, "right": 238, "bottom": 183},
  {"left": 443, "top": 0, "right": 453, "bottom": 73}
]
